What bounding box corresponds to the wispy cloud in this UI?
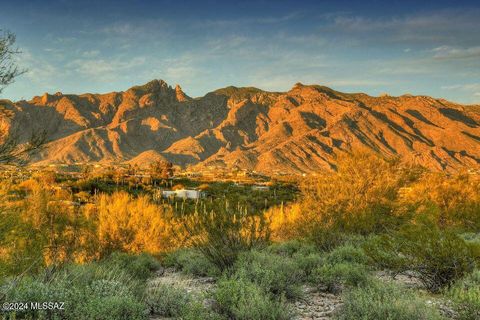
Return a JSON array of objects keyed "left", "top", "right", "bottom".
[
  {"left": 82, "top": 50, "right": 100, "bottom": 58},
  {"left": 441, "top": 83, "right": 480, "bottom": 91},
  {"left": 16, "top": 49, "right": 60, "bottom": 85},
  {"left": 441, "top": 83, "right": 480, "bottom": 103},
  {"left": 68, "top": 56, "right": 146, "bottom": 80},
  {"left": 3, "top": 2, "right": 480, "bottom": 105},
  {"left": 329, "top": 9, "right": 480, "bottom": 45},
  {"left": 432, "top": 46, "right": 480, "bottom": 59},
  {"left": 197, "top": 12, "right": 302, "bottom": 28}
]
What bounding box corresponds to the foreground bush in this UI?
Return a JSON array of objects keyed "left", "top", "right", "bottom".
[
  {"left": 0, "top": 253, "right": 164, "bottom": 319},
  {"left": 266, "top": 240, "right": 322, "bottom": 278},
  {"left": 448, "top": 269, "right": 480, "bottom": 320},
  {"left": 145, "top": 283, "right": 223, "bottom": 320},
  {"left": 233, "top": 250, "right": 305, "bottom": 299},
  {"left": 163, "top": 248, "right": 220, "bottom": 277},
  {"left": 364, "top": 222, "right": 479, "bottom": 292},
  {"left": 145, "top": 283, "right": 192, "bottom": 317},
  {"left": 2, "top": 263, "right": 148, "bottom": 319},
  {"left": 324, "top": 244, "right": 369, "bottom": 266},
  {"left": 180, "top": 202, "right": 270, "bottom": 271},
  {"left": 103, "top": 252, "right": 162, "bottom": 281},
  {"left": 214, "top": 276, "right": 293, "bottom": 320},
  {"left": 334, "top": 281, "right": 442, "bottom": 320},
  {"left": 312, "top": 244, "right": 371, "bottom": 292},
  {"left": 313, "top": 263, "right": 371, "bottom": 293},
  {"left": 265, "top": 239, "right": 316, "bottom": 255}
]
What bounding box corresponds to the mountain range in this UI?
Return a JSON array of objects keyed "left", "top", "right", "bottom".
[{"left": 1, "top": 79, "right": 479, "bottom": 173}]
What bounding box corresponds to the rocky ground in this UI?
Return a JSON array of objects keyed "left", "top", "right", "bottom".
[
  {"left": 147, "top": 268, "right": 344, "bottom": 320},
  {"left": 292, "top": 285, "right": 343, "bottom": 320},
  {"left": 376, "top": 271, "right": 457, "bottom": 319},
  {"left": 149, "top": 268, "right": 216, "bottom": 297},
  {"left": 148, "top": 269, "right": 455, "bottom": 320},
  {"left": 148, "top": 268, "right": 216, "bottom": 320}
]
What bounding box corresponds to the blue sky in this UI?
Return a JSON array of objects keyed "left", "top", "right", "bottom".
[{"left": 1, "top": 0, "right": 480, "bottom": 103}]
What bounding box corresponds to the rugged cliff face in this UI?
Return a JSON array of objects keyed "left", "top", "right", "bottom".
[{"left": 1, "top": 79, "right": 479, "bottom": 173}]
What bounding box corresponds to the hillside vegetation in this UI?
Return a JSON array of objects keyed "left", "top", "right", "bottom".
[{"left": 0, "top": 152, "right": 479, "bottom": 319}]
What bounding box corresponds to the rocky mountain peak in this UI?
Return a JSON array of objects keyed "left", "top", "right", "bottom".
[
  {"left": 129, "top": 79, "right": 172, "bottom": 95},
  {"left": 175, "top": 84, "right": 190, "bottom": 102},
  {"left": 3, "top": 81, "right": 479, "bottom": 173}
]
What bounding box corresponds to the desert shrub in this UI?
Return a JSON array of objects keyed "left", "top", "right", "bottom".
[
  {"left": 233, "top": 250, "right": 305, "bottom": 299},
  {"left": 180, "top": 301, "right": 226, "bottom": 320},
  {"left": 145, "top": 282, "right": 225, "bottom": 320},
  {"left": 294, "top": 251, "right": 323, "bottom": 280},
  {"left": 214, "top": 276, "right": 293, "bottom": 320},
  {"left": 266, "top": 241, "right": 322, "bottom": 280},
  {"left": 310, "top": 244, "right": 371, "bottom": 292},
  {"left": 0, "top": 184, "right": 99, "bottom": 276},
  {"left": 1, "top": 277, "right": 72, "bottom": 319},
  {"left": 179, "top": 202, "right": 270, "bottom": 271},
  {"left": 324, "top": 244, "right": 369, "bottom": 266},
  {"left": 2, "top": 263, "right": 147, "bottom": 320},
  {"left": 163, "top": 248, "right": 220, "bottom": 277},
  {"left": 334, "top": 280, "right": 442, "bottom": 320},
  {"left": 364, "top": 222, "right": 479, "bottom": 292},
  {"left": 103, "top": 252, "right": 161, "bottom": 281},
  {"left": 312, "top": 263, "right": 371, "bottom": 292},
  {"left": 71, "top": 295, "right": 147, "bottom": 320},
  {"left": 266, "top": 240, "right": 317, "bottom": 257},
  {"left": 461, "top": 233, "right": 480, "bottom": 245},
  {"left": 305, "top": 227, "right": 348, "bottom": 252},
  {"left": 145, "top": 283, "right": 191, "bottom": 317},
  {"left": 448, "top": 269, "right": 480, "bottom": 320}
]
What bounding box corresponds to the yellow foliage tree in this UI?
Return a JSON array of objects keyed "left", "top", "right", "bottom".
[
  {"left": 96, "top": 192, "right": 179, "bottom": 255},
  {"left": 268, "top": 152, "right": 420, "bottom": 248},
  {"left": 401, "top": 172, "right": 480, "bottom": 229}
]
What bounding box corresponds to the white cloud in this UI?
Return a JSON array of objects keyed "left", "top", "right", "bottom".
[
  {"left": 16, "top": 49, "right": 59, "bottom": 85},
  {"left": 432, "top": 46, "right": 480, "bottom": 59},
  {"left": 441, "top": 83, "right": 480, "bottom": 91},
  {"left": 82, "top": 50, "right": 100, "bottom": 58},
  {"left": 68, "top": 56, "right": 146, "bottom": 80},
  {"left": 198, "top": 12, "right": 302, "bottom": 28},
  {"left": 329, "top": 9, "right": 480, "bottom": 45},
  {"left": 441, "top": 83, "right": 480, "bottom": 102}
]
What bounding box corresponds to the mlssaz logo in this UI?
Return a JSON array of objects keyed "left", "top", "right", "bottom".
[{"left": 30, "top": 302, "right": 65, "bottom": 310}]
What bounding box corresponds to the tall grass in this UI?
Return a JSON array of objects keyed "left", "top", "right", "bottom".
[
  {"left": 335, "top": 280, "right": 443, "bottom": 320},
  {"left": 178, "top": 200, "right": 270, "bottom": 271}
]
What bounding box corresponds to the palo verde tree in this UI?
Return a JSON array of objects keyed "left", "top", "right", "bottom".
[
  {"left": 0, "top": 30, "right": 46, "bottom": 281},
  {"left": 1, "top": 30, "right": 24, "bottom": 94},
  {"left": 0, "top": 29, "right": 45, "bottom": 165}
]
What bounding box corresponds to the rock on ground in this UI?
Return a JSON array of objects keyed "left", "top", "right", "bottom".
[{"left": 293, "top": 285, "right": 343, "bottom": 320}]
